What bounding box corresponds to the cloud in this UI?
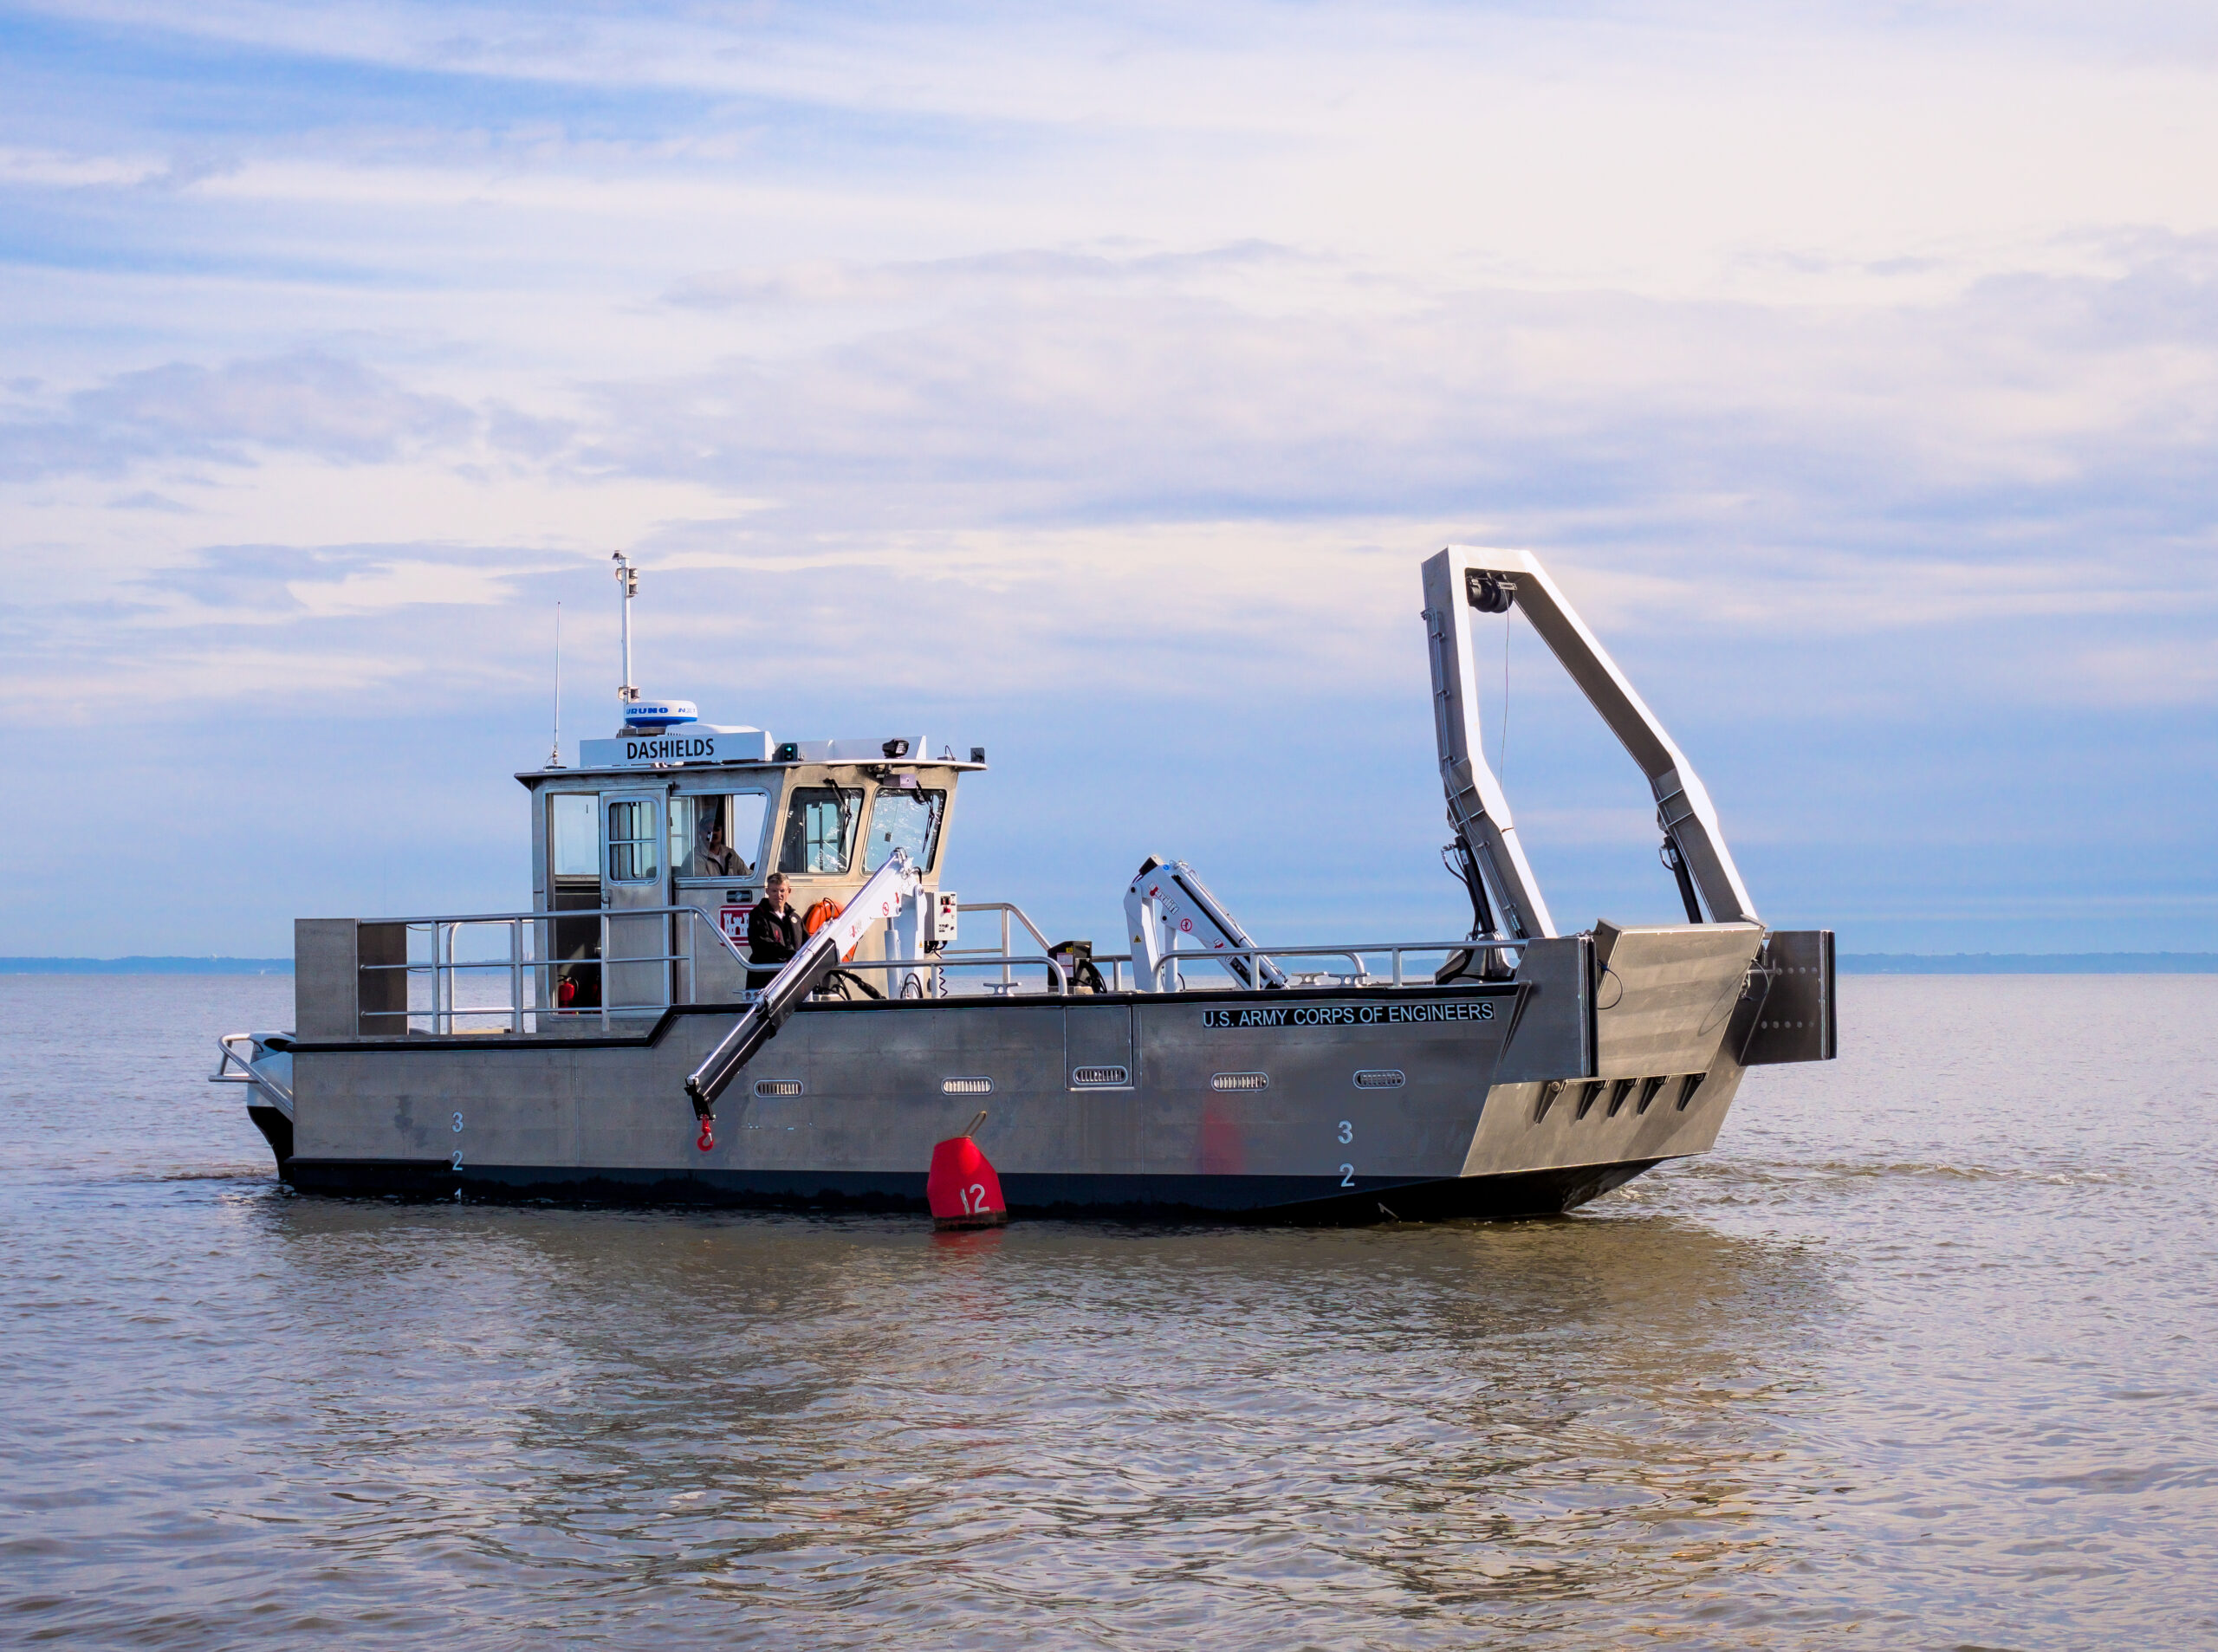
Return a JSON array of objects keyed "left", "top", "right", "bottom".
[
  {"left": 4, "top": 224, "right": 2208, "bottom": 735},
  {"left": 146, "top": 540, "right": 554, "bottom": 622},
  {"left": 1, "top": 0, "right": 2215, "bottom": 951},
  {"left": 664, "top": 241, "right": 1312, "bottom": 311},
  {"left": 585, "top": 234, "right": 2218, "bottom": 584},
  {"left": 0, "top": 144, "right": 166, "bottom": 188},
  {"left": 0, "top": 353, "right": 478, "bottom": 480},
  {"left": 2066, "top": 638, "right": 2218, "bottom": 708},
  {"left": 285, "top": 556, "right": 517, "bottom": 617}
]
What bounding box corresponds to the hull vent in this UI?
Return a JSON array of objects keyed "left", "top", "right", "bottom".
[
  {"left": 1353, "top": 1069, "right": 1406, "bottom": 1089},
  {"left": 752, "top": 1079, "right": 803, "bottom": 1098},
  {"left": 942, "top": 1076, "right": 993, "bottom": 1095},
  {"left": 1071, "top": 1066, "right": 1130, "bottom": 1087},
  {"left": 1211, "top": 1072, "right": 1268, "bottom": 1092}
]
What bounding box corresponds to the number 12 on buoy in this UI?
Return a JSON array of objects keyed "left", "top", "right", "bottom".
[{"left": 926, "top": 1111, "right": 1007, "bottom": 1230}]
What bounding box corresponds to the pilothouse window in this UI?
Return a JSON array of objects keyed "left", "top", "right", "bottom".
[
  {"left": 778, "top": 787, "right": 862, "bottom": 876},
  {"left": 606, "top": 800, "right": 659, "bottom": 883},
  {"left": 727, "top": 794, "right": 769, "bottom": 870},
  {"left": 549, "top": 795, "right": 599, "bottom": 878},
  {"left": 672, "top": 793, "right": 769, "bottom": 879},
  {"left": 866, "top": 788, "right": 945, "bottom": 872}
]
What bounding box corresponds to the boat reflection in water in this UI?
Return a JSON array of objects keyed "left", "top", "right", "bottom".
[{"left": 243, "top": 1188, "right": 1837, "bottom": 1613}]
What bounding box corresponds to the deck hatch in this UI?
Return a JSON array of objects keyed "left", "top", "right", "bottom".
[
  {"left": 752, "top": 1079, "right": 803, "bottom": 1098},
  {"left": 1353, "top": 1069, "right": 1407, "bottom": 1089},
  {"left": 942, "top": 1076, "right": 994, "bottom": 1095},
  {"left": 1071, "top": 1066, "right": 1130, "bottom": 1087},
  {"left": 1211, "top": 1072, "right": 1268, "bottom": 1092}
]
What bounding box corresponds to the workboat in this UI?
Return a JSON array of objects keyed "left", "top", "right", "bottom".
[{"left": 214, "top": 547, "right": 1836, "bottom": 1222}]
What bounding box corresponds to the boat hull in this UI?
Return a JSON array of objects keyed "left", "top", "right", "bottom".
[{"left": 270, "top": 974, "right": 1747, "bottom": 1225}]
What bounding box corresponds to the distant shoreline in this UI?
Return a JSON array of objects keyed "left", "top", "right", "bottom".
[
  {"left": 0, "top": 957, "right": 293, "bottom": 975},
  {"left": 1837, "top": 953, "right": 2216, "bottom": 975},
  {"left": 3, "top": 952, "right": 2212, "bottom": 976}
]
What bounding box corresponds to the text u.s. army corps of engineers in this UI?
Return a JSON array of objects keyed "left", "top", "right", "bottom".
[{"left": 1201, "top": 1001, "right": 1496, "bottom": 1030}]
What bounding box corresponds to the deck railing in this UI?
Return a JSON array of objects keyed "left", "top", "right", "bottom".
[
  {"left": 1142, "top": 939, "right": 1520, "bottom": 993},
  {"left": 359, "top": 905, "right": 747, "bottom": 1035},
  {"left": 837, "top": 934, "right": 1522, "bottom": 996},
  {"left": 346, "top": 899, "right": 1524, "bottom": 1035},
  {"left": 940, "top": 903, "right": 1519, "bottom": 994}
]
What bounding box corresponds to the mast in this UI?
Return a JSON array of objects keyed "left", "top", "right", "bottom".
[
  {"left": 612, "top": 551, "right": 639, "bottom": 719},
  {"left": 548, "top": 600, "right": 564, "bottom": 768}
]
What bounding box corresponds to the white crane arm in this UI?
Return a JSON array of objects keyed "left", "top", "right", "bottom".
[
  {"left": 1124, "top": 857, "right": 1287, "bottom": 993},
  {"left": 686, "top": 849, "right": 924, "bottom": 1113}
]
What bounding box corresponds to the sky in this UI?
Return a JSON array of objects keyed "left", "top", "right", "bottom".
[{"left": 1, "top": 0, "right": 2214, "bottom": 958}]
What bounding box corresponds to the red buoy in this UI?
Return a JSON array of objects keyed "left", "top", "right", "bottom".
[{"left": 926, "top": 1118, "right": 1007, "bottom": 1229}]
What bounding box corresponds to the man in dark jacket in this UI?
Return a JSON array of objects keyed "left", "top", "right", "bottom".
[{"left": 746, "top": 872, "right": 805, "bottom": 990}]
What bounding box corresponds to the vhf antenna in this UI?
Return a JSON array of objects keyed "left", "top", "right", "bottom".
[
  {"left": 612, "top": 550, "right": 639, "bottom": 713},
  {"left": 547, "top": 600, "right": 563, "bottom": 768}
]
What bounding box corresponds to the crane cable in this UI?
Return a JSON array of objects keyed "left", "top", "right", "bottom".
[{"left": 1499, "top": 608, "right": 1512, "bottom": 785}]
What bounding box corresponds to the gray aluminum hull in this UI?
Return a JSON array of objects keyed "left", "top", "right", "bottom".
[{"left": 271, "top": 974, "right": 1751, "bottom": 1223}]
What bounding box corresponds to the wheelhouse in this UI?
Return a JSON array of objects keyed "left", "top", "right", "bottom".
[{"left": 519, "top": 734, "right": 984, "bottom": 1011}]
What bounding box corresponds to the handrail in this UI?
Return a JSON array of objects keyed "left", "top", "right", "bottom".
[
  {"left": 1148, "top": 937, "right": 1521, "bottom": 993},
  {"left": 835, "top": 938, "right": 1521, "bottom": 998},
  {"left": 335, "top": 900, "right": 1527, "bottom": 1029},
  {"left": 352, "top": 905, "right": 749, "bottom": 1035},
  {"left": 210, "top": 1033, "right": 295, "bottom": 1110},
  {"left": 951, "top": 901, "right": 1054, "bottom": 988},
  {"left": 823, "top": 951, "right": 1069, "bottom": 998},
  {"left": 354, "top": 904, "right": 749, "bottom": 959},
  {"left": 954, "top": 901, "right": 1054, "bottom": 951}
]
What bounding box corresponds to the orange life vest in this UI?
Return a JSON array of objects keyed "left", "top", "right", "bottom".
[{"left": 803, "top": 898, "right": 860, "bottom": 962}]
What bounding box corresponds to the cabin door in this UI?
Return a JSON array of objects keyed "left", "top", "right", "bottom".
[{"left": 601, "top": 792, "right": 669, "bottom": 1010}]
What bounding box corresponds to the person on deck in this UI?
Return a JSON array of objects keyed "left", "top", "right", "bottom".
[
  {"left": 693, "top": 824, "right": 748, "bottom": 878},
  {"left": 746, "top": 872, "right": 805, "bottom": 990}
]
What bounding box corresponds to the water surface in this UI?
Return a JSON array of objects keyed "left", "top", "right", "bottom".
[{"left": 2, "top": 975, "right": 2212, "bottom": 1648}]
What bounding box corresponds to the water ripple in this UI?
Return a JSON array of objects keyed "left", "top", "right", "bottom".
[{"left": 0, "top": 975, "right": 2213, "bottom": 1648}]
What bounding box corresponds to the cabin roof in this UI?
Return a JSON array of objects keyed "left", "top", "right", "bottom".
[{"left": 514, "top": 739, "right": 987, "bottom": 788}]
